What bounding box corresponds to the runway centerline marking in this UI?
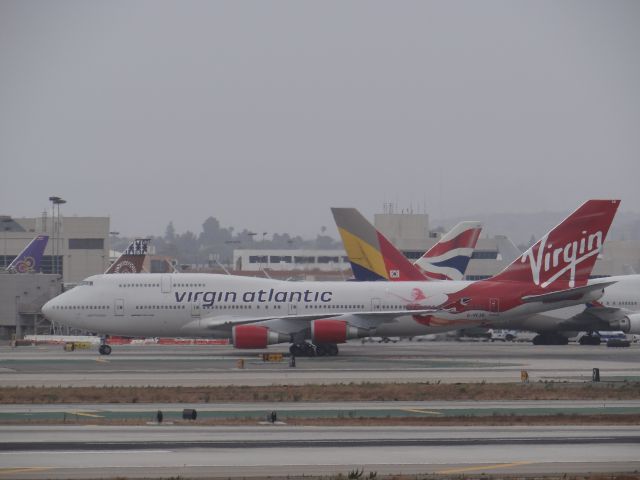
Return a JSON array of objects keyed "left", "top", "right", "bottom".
[{"left": 436, "top": 461, "right": 532, "bottom": 474}]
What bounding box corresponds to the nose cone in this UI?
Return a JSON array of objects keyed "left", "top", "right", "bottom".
[{"left": 41, "top": 300, "right": 54, "bottom": 319}]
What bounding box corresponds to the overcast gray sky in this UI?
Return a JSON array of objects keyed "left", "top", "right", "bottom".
[{"left": 1, "top": 1, "right": 639, "bottom": 238}]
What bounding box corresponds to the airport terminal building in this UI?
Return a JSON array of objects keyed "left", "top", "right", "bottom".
[
  {"left": 231, "top": 212, "right": 524, "bottom": 280},
  {"left": 231, "top": 212, "right": 640, "bottom": 280},
  {"left": 0, "top": 214, "right": 110, "bottom": 338}
]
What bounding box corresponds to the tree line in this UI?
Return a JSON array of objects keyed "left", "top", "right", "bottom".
[{"left": 112, "top": 216, "right": 340, "bottom": 266}]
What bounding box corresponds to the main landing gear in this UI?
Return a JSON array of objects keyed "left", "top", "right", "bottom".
[
  {"left": 289, "top": 342, "right": 339, "bottom": 357},
  {"left": 579, "top": 332, "right": 602, "bottom": 346},
  {"left": 98, "top": 337, "right": 112, "bottom": 355},
  {"left": 532, "top": 332, "right": 569, "bottom": 345}
]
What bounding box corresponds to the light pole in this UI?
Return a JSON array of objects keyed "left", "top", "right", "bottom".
[
  {"left": 1, "top": 216, "right": 12, "bottom": 269},
  {"left": 48, "top": 196, "right": 66, "bottom": 276},
  {"left": 108, "top": 232, "right": 119, "bottom": 272}
]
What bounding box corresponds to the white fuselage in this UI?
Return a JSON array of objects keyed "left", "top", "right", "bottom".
[{"left": 42, "top": 272, "right": 607, "bottom": 341}]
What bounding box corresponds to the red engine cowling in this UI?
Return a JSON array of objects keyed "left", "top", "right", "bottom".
[
  {"left": 232, "top": 325, "right": 288, "bottom": 349},
  {"left": 311, "top": 319, "right": 366, "bottom": 344}
]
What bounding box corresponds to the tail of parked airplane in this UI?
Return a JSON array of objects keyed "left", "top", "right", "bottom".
[
  {"left": 490, "top": 200, "right": 620, "bottom": 290},
  {"left": 5, "top": 235, "right": 49, "bottom": 273},
  {"left": 105, "top": 238, "right": 150, "bottom": 274},
  {"left": 331, "top": 208, "right": 481, "bottom": 281},
  {"left": 415, "top": 221, "right": 482, "bottom": 280},
  {"left": 332, "top": 208, "right": 425, "bottom": 281}
]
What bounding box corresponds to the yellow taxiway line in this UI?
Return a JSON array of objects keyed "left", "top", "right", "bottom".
[
  {"left": 0, "top": 467, "right": 53, "bottom": 476},
  {"left": 67, "top": 411, "right": 104, "bottom": 418},
  {"left": 436, "top": 461, "right": 532, "bottom": 474},
  {"left": 402, "top": 408, "right": 443, "bottom": 415}
]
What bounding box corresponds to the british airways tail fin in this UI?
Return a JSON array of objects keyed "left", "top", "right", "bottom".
[
  {"left": 331, "top": 208, "right": 425, "bottom": 281},
  {"left": 415, "top": 221, "right": 482, "bottom": 280},
  {"left": 105, "top": 238, "right": 150, "bottom": 274},
  {"left": 6, "top": 235, "right": 49, "bottom": 273},
  {"left": 490, "top": 200, "right": 620, "bottom": 289}
]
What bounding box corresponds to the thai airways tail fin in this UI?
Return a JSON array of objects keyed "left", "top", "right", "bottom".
[
  {"left": 6, "top": 235, "right": 49, "bottom": 273},
  {"left": 331, "top": 208, "right": 425, "bottom": 281},
  {"left": 105, "top": 238, "right": 150, "bottom": 274},
  {"left": 490, "top": 200, "right": 620, "bottom": 289},
  {"left": 415, "top": 221, "right": 482, "bottom": 280}
]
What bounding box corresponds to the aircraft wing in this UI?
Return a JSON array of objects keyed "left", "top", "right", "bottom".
[
  {"left": 570, "top": 305, "right": 629, "bottom": 326},
  {"left": 521, "top": 281, "right": 617, "bottom": 304},
  {"left": 188, "top": 308, "right": 439, "bottom": 332}
]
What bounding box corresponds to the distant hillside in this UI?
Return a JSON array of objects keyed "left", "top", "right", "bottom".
[{"left": 434, "top": 210, "right": 640, "bottom": 248}]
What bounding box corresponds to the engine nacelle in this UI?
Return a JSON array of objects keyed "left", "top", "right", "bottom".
[
  {"left": 232, "top": 325, "right": 288, "bottom": 349},
  {"left": 311, "top": 319, "right": 367, "bottom": 344},
  {"left": 614, "top": 313, "right": 640, "bottom": 334}
]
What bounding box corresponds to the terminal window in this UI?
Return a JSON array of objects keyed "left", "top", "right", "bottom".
[
  {"left": 270, "top": 256, "right": 292, "bottom": 263},
  {"left": 317, "top": 256, "right": 340, "bottom": 263},
  {"left": 294, "top": 256, "right": 315, "bottom": 264},
  {"left": 69, "top": 238, "right": 104, "bottom": 250}
]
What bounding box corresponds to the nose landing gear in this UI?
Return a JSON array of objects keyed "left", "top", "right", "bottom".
[{"left": 98, "top": 337, "right": 112, "bottom": 355}]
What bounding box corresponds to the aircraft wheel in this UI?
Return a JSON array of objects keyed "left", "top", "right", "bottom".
[
  {"left": 302, "top": 343, "right": 316, "bottom": 357},
  {"left": 290, "top": 343, "right": 315, "bottom": 357},
  {"left": 579, "top": 335, "right": 600, "bottom": 346},
  {"left": 99, "top": 344, "right": 112, "bottom": 355},
  {"left": 315, "top": 344, "right": 327, "bottom": 356},
  {"left": 327, "top": 344, "right": 339, "bottom": 356}
]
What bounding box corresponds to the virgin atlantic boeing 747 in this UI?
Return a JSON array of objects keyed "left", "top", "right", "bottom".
[{"left": 42, "top": 200, "right": 620, "bottom": 356}]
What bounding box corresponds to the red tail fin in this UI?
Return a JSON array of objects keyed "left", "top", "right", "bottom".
[{"left": 491, "top": 200, "right": 620, "bottom": 289}]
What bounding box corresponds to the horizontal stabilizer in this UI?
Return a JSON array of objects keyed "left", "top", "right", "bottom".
[{"left": 521, "top": 281, "right": 616, "bottom": 304}]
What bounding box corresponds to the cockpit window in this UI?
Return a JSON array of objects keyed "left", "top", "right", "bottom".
[{"left": 79, "top": 280, "right": 94, "bottom": 286}]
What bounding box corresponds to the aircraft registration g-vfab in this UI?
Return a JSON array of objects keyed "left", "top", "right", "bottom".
[{"left": 42, "top": 200, "right": 620, "bottom": 356}]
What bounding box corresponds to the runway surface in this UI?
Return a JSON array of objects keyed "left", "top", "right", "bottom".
[
  {"left": 0, "top": 425, "right": 638, "bottom": 478},
  {"left": 2, "top": 341, "right": 640, "bottom": 387},
  {"left": 2, "top": 342, "right": 640, "bottom": 478}
]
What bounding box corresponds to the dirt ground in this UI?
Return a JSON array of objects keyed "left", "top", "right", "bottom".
[{"left": 1, "top": 381, "right": 639, "bottom": 404}]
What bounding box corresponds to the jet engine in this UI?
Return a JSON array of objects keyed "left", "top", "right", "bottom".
[
  {"left": 311, "top": 319, "right": 367, "bottom": 344},
  {"left": 613, "top": 313, "right": 640, "bottom": 334},
  {"left": 232, "top": 325, "right": 288, "bottom": 349}
]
